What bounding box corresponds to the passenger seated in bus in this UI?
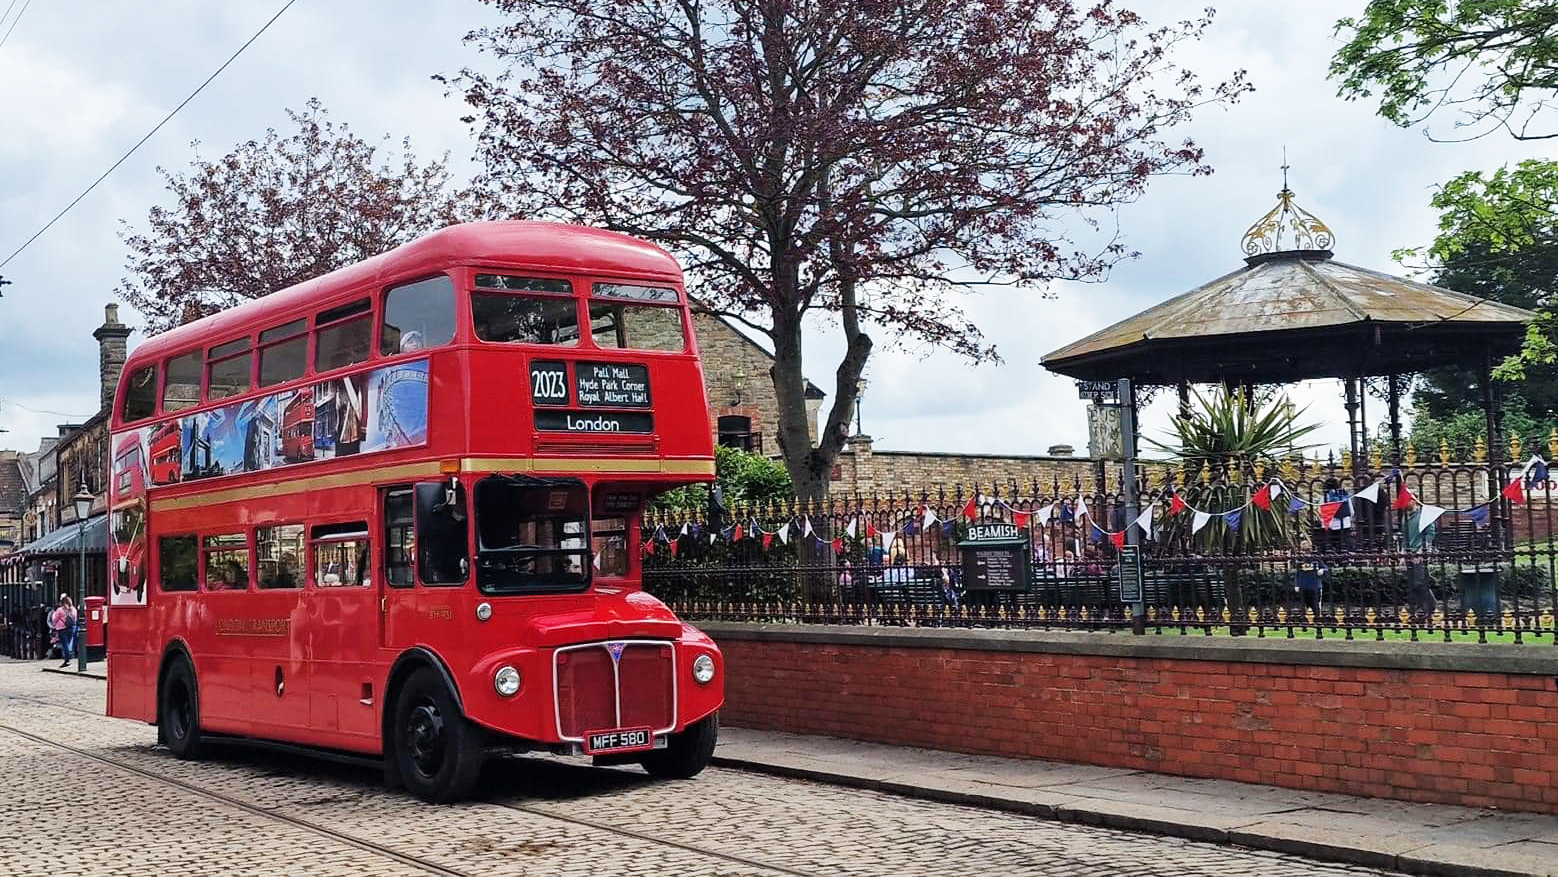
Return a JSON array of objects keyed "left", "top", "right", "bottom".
[
  {"left": 321, "top": 572, "right": 342, "bottom": 587},
  {"left": 400, "top": 330, "right": 425, "bottom": 353}
]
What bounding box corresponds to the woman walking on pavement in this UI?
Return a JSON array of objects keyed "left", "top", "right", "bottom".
[{"left": 50, "top": 595, "right": 77, "bottom": 668}]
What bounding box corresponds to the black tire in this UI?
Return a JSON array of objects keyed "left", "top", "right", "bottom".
[
  {"left": 391, "top": 667, "right": 485, "bottom": 803},
  {"left": 641, "top": 713, "right": 718, "bottom": 779},
  {"left": 160, "top": 657, "right": 205, "bottom": 759}
]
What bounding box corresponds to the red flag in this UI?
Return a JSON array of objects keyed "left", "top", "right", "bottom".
[
  {"left": 866, "top": 523, "right": 879, "bottom": 538},
  {"left": 642, "top": 540, "right": 656, "bottom": 556},
  {"left": 732, "top": 524, "right": 745, "bottom": 541},
  {"left": 1169, "top": 492, "right": 1187, "bottom": 515},
  {"left": 1013, "top": 510, "right": 1031, "bottom": 528},
  {"left": 1251, "top": 485, "right": 1272, "bottom": 510},
  {"left": 669, "top": 540, "right": 680, "bottom": 557},
  {"left": 1503, "top": 479, "right": 1526, "bottom": 504},
  {"left": 962, "top": 495, "right": 978, "bottom": 519},
  {"left": 830, "top": 537, "right": 843, "bottom": 554},
  {"left": 1109, "top": 531, "right": 1125, "bottom": 549},
  {"left": 1318, "top": 501, "right": 1343, "bottom": 527},
  {"left": 1393, "top": 482, "right": 1413, "bottom": 511},
  {"left": 762, "top": 533, "right": 774, "bottom": 549}
]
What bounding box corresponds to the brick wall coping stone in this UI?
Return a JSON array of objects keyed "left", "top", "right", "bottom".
[{"left": 698, "top": 622, "right": 1558, "bottom": 676}]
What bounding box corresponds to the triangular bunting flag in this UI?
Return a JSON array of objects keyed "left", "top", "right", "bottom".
[
  {"left": 962, "top": 495, "right": 979, "bottom": 520},
  {"left": 643, "top": 540, "right": 656, "bottom": 555},
  {"left": 778, "top": 523, "right": 790, "bottom": 545},
  {"left": 1527, "top": 455, "right": 1549, "bottom": 486},
  {"left": 654, "top": 525, "right": 668, "bottom": 542},
  {"left": 881, "top": 531, "right": 896, "bottom": 557},
  {"left": 1269, "top": 482, "right": 1283, "bottom": 499},
  {"left": 1037, "top": 503, "right": 1055, "bottom": 527},
  {"left": 1393, "top": 482, "right": 1413, "bottom": 511},
  {"left": 593, "top": 552, "right": 602, "bottom": 569},
  {"left": 922, "top": 506, "right": 938, "bottom": 531},
  {"left": 866, "top": 523, "right": 879, "bottom": 538},
  {"left": 1419, "top": 504, "right": 1446, "bottom": 530},
  {"left": 732, "top": 524, "right": 745, "bottom": 541},
  {"left": 1287, "top": 495, "right": 1305, "bottom": 514},
  {"left": 1354, "top": 481, "right": 1380, "bottom": 504},
  {"left": 1318, "top": 501, "right": 1343, "bottom": 527},
  {"left": 1109, "top": 531, "right": 1125, "bottom": 549},
  {"left": 679, "top": 522, "right": 690, "bottom": 537},
  {"left": 1133, "top": 505, "right": 1155, "bottom": 540},
  {"left": 1502, "top": 478, "right": 1525, "bottom": 504},
  {"left": 830, "top": 537, "right": 843, "bottom": 553},
  {"left": 1169, "top": 492, "right": 1187, "bottom": 515},
  {"left": 1013, "top": 510, "right": 1031, "bottom": 528},
  {"left": 1468, "top": 504, "right": 1490, "bottom": 525},
  {"left": 1191, "top": 510, "right": 1211, "bottom": 534},
  {"left": 762, "top": 534, "right": 774, "bottom": 549},
  {"left": 709, "top": 531, "right": 718, "bottom": 545},
  {"left": 845, "top": 518, "right": 857, "bottom": 539},
  {"left": 802, "top": 516, "right": 814, "bottom": 538},
  {"left": 669, "top": 540, "right": 680, "bottom": 557},
  {"left": 1251, "top": 485, "right": 1271, "bottom": 510},
  {"left": 1226, "top": 509, "right": 1242, "bottom": 531}
]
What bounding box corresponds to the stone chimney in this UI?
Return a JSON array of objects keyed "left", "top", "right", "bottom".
[
  {"left": 92, "top": 303, "right": 131, "bottom": 414},
  {"left": 1046, "top": 444, "right": 1075, "bottom": 457}
]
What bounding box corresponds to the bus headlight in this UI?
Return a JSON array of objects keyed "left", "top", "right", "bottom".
[
  {"left": 494, "top": 665, "right": 521, "bottom": 697},
  {"left": 691, "top": 654, "right": 716, "bottom": 685}
]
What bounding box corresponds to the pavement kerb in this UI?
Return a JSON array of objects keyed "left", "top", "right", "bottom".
[
  {"left": 41, "top": 666, "right": 106, "bottom": 680},
  {"left": 710, "top": 753, "right": 1529, "bottom": 877}
]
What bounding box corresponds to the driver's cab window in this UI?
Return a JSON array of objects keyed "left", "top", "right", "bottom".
[{"left": 474, "top": 476, "right": 590, "bottom": 594}]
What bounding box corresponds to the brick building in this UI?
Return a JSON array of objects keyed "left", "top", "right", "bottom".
[
  {"left": 829, "top": 435, "right": 1114, "bottom": 497},
  {"left": 0, "top": 451, "right": 24, "bottom": 555},
  {"left": 693, "top": 309, "right": 824, "bottom": 454}
]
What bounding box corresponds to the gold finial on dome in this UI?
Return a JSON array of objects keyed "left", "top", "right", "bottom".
[{"left": 1240, "top": 152, "right": 1335, "bottom": 257}]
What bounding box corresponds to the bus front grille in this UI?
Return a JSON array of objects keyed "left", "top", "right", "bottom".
[{"left": 554, "top": 641, "right": 676, "bottom": 740}]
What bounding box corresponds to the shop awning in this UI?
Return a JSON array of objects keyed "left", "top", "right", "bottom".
[{"left": 12, "top": 514, "right": 107, "bottom": 558}]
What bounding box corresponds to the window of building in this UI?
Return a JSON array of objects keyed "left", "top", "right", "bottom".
[
  {"left": 717, "top": 415, "right": 760, "bottom": 452},
  {"left": 122, "top": 365, "right": 158, "bottom": 422},
  {"left": 202, "top": 533, "right": 250, "bottom": 591},
  {"left": 163, "top": 352, "right": 202, "bottom": 412},
  {"left": 385, "top": 488, "right": 415, "bottom": 588},
  {"left": 259, "top": 319, "right": 308, "bottom": 388},
  {"left": 311, "top": 522, "right": 370, "bottom": 587},
  {"left": 256, "top": 524, "right": 304, "bottom": 589},
  {"left": 314, "top": 299, "right": 373, "bottom": 373},
  {"left": 473, "top": 476, "right": 589, "bottom": 594},
  {"left": 206, "top": 337, "right": 252, "bottom": 401},
  {"left": 158, "top": 535, "right": 197, "bottom": 592},
  {"left": 382, "top": 276, "right": 456, "bottom": 355},
  {"left": 591, "top": 516, "right": 629, "bottom": 577}
]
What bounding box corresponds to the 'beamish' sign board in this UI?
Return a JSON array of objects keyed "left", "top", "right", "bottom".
[{"left": 958, "top": 522, "right": 1030, "bottom": 591}]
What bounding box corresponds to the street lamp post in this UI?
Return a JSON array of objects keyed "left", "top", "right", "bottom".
[
  {"left": 73, "top": 488, "right": 92, "bottom": 672},
  {"left": 854, "top": 378, "right": 868, "bottom": 436}
]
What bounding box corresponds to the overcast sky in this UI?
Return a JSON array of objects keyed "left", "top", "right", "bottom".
[{"left": 0, "top": 0, "right": 1541, "bottom": 461}]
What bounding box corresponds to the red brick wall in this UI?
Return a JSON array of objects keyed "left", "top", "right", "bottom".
[{"left": 714, "top": 634, "right": 1558, "bottom": 814}]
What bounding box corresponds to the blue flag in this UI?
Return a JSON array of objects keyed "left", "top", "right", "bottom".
[
  {"left": 1528, "top": 459, "right": 1549, "bottom": 486},
  {"left": 1287, "top": 496, "right": 1305, "bottom": 514},
  {"left": 1060, "top": 502, "right": 1075, "bottom": 523},
  {"left": 1225, "top": 509, "right": 1242, "bottom": 531},
  {"left": 1467, "top": 504, "right": 1490, "bottom": 526}
]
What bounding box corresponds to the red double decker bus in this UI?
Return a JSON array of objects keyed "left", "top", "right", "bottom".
[{"left": 106, "top": 221, "right": 723, "bottom": 802}]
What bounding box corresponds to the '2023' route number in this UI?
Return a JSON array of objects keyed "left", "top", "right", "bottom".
[{"left": 531, "top": 363, "right": 569, "bottom": 404}]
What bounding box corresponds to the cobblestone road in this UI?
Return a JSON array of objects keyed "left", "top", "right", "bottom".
[{"left": 0, "top": 662, "right": 1402, "bottom": 877}]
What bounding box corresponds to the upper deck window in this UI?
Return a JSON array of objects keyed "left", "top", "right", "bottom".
[
  {"left": 163, "top": 352, "right": 201, "bottom": 413},
  {"left": 259, "top": 319, "right": 308, "bottom": 388},
  {"left": 589, "top": 282, "right": 686, "bottom": 352},
  {"left": 471, "top": 275, "right": 580, "bottom": 346},
  {"left": 382, "top": 276, "right": 456, "bottom": 355},
  {"left": 122, "top": 365, "right": 157, "bottom": 423},
  {"left": 206, "top": 337, "right": 252, "bottom": 401},
  {"left": 314, "top": 298, "right": 373, "bottom": 372}
]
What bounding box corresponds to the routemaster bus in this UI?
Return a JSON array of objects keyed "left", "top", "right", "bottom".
[{"left": 105, "top": 221, "right": 724, "bottom": 802}]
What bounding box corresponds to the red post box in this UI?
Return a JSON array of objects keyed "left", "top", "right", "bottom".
[{"left": 84, "top": 596, "right": 106, "bottom": 649}]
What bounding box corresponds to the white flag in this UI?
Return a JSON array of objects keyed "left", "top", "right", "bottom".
[
  {"left": 1191, "top": 510, "right": 1211, "bottom": 534},
  {"left": 802, "top": 516, "right": 814, "bottom": 538},
  {"left": 922, "top": 506, "right": 938, "bottom": 531},
  {"left": 845, "top": 517, "right": 857, "bottom": 539},
  {"left": 709, "top": 531, "right": 718, "bottom": 545},
  {"left": 1036, "top": 503, "right": 1055, "bottom": 527},
  {"left": 1269, "top": 482, "right": 1283, "bottom": 499},
  {"left": 1077, "top": 496, "right": 1090, "bottom": 522},
  {"left": 679, "top": 522, "right": 690, "bottom": 537},
  {"left": 881, "top": 531, "right": 896, "bottom": 557},
  {"left": 1354, "top": 481, "right": 1380, "bottom": 504},
  {"left": 778, "top": 523, "right": 790, "bottom": 545},
  {"left": 592, "top": 552, "right": 602, "bottom": 570},
  {"left": 1134, "top": 505, "right": 1155, "bottom": 540},
  {"left": 1419, "top": 504, "right": 1447, "bottom": 530}
]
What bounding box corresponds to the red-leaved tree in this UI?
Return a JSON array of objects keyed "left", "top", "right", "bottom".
[
  {"left": 446, "top": 0, "right": 1249, "bottom": 500},
  {"left": 119, "top": 99, "right": 492, "bottom": 333}
]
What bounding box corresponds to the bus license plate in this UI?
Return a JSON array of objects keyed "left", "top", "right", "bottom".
[{"left": 584, "top": 727, "right": 654, "bottom": 755}]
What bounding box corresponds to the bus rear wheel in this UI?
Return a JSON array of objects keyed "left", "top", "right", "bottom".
[
  {"left": 160, "top": 658, "right": 205, "bottom": 759},
  {"left": 641, "top": 713, "right": 718, "bottom": 779},
  {"left": 392, "top": 668, "right": 485, "bottom": 803}
]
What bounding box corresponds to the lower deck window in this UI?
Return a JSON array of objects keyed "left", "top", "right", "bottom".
[
  {"left": 159, "top": 536, "right": 197, "bottom": 592},
  {"left": 312, "top": 522, "right": 370, "bottom": 587},
  {"left": 203, "top": 534, "right": 250, "bottom": 591},
  {"left": 257, "top": 524, "right": 305, "bottom": 589}
]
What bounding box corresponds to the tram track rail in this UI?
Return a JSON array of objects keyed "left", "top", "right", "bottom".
[{"left": 0, "top": 688, "right": 816, "bottom": 876}]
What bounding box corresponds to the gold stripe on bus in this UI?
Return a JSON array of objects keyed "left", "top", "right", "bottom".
[{"left": 149, "top": 456, "right": 714, "bottom": 512}]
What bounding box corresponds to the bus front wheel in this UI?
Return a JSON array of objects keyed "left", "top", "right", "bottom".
[
  {"left": 160, "top": 658, "right": 205, "bottom": 759},
  {"left": 641, "top": 713, "right": 718, "bottom": 780},
  {"left": 391, "top": 668, "right": 485, "bottom": 803}
]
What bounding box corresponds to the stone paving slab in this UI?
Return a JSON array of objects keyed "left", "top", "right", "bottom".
[{"left": 714, "top": 726, "right": 1558, "bottom": 876}]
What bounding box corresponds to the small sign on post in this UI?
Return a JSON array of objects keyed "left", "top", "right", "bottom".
[
  {"left": 1076, "top": 380, "right": 1119, "bottom": 402},
  {"left": 1117, "top": 543, "right": 1143, "bottom": 603}
]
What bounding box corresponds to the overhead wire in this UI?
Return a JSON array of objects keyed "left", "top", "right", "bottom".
[
  {"left": 0, "top": 0, "right": 31, "bottom": 53},
  {"left": 0, "top": 0, "right": 300, "bottom": 273}
]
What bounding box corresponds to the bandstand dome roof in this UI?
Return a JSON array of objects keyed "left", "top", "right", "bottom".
[{"left": 1042, "top": 187, "right": 1537, "bottom": 386}]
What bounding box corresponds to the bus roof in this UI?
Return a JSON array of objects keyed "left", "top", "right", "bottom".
[{"left": 126, "top": 221, "right": 683, "bottom": 367}]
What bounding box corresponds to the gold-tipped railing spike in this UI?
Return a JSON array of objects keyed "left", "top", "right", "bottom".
[
  {"left": 1341, "top": 448, "right": 1353, "bottom": 471},
  {"left": 1511, "top": 433, "right": 1523, "bottom": 462},
  {"left": 1254, "top": 459, "right": 1267, "bottom": 481},
  {"left": 1549, "top": 428, "right": 1558, "bottom": 460},
  {"left": 1475, "top": 436, "right": 1487, "bottom": 463},
  {"left": 1200, "top": 461, "right": 1211, "bottom": 485},
  {"left": 1439, "top": 439, "right": 1452, "bottom": 465},
  {"left": 1281, "top": 454, "right": 1297, "bottom": 482},
  {"left": 1405, "top": 443, "right": 1418, "bottom": 467},
  {"left": 1371, "top": 447, "right": 1383, "bottom": 470}
]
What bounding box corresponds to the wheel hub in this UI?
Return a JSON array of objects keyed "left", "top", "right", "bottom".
[{"left": 406, "top": 700, "right": 446, "bottom": 777}]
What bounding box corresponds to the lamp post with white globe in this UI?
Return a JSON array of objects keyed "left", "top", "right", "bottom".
[{"left": 73, "top": 487, "right": 92, "bottom": 672}]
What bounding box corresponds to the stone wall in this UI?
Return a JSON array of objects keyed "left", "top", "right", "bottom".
[
  {"left": 831, "top": 436, "right": 1116, "bottom": 496},
  {"left": 703, "top": 623, "right": 1558, "bottom": 815}
]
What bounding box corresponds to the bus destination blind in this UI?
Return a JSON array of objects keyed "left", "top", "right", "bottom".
[{"left": 576, "top": 362, "right": 651, "bottom": 408}]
